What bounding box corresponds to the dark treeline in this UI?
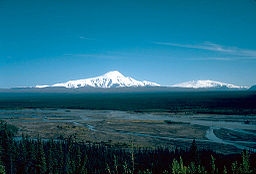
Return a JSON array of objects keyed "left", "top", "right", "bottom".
[
  {"left": 0, "top": 92, "right": 256, "bottom": 115},
  {"left": 0, "top": 121, "right": 255, "bottom": 174}
]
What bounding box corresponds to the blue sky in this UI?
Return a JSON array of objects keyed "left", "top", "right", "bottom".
[{"left": 0, "top": 0, "right": 256, "bottom": 88}]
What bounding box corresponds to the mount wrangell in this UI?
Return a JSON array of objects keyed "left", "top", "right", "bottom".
[{"left": 1, "top": 71, "right": 252, "bottom": 92}]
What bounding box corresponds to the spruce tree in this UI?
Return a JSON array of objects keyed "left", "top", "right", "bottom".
[
  {"left": 189, "top": 140, "right": 199, "bottom": 164},
  {"left": 240, "top": 150, "right": 252, "bottom": 174},
  {"left": 0, "top": 145, "right": 6, "bottom": 174},
  {"left": 35, "top": 140, "right": 47, "bottom": 174}
]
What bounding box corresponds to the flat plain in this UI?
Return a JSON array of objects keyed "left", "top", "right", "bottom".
[{"left": 0, "top": 91, "right": 256, "bottom": 154}]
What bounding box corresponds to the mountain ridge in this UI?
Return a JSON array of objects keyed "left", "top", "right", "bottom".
[
  {"left": 35, "top": 71, "right": 160, "bottom": 89},
  {"left": 249, "top": 85, "right": 256, "bottom": 91},
  {"left": 33, "top": 71, "right": 249, "bottom": 90},
  {"left": 171, "top": 80, "right": 249, "bottom": 89}
]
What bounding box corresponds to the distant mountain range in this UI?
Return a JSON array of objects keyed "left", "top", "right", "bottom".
[
  {"left": 171, "top": 80, "right": 249, "bottom": 89},
  {"left": 32, "top": 71, "right": 250, "bottom": 90},
  {"left": 35, "top": 71, "right": 160, "bottom": 89}
]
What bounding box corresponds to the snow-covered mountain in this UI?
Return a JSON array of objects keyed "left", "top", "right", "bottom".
[
  {"left": 35, "top": 71, "right": 160, "bottom": 89},
  {"left": 33, "top": 72, "right": 250, "bottom": 90},
  {"left": 171, "top": 80, "right": 249, "bottom": 89}
]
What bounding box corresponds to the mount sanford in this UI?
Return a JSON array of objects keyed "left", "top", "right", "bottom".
[{"left": 34, "top": 71, "right": 249, "bottom": 90}]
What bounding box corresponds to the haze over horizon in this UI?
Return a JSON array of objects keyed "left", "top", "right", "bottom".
[{"left": 1, "top": 0, "right": 256, "bottom": 88}]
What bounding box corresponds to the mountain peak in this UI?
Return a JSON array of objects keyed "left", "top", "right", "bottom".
[{"left": 102, "top": 71, "right": 124, "bottom": 78}]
